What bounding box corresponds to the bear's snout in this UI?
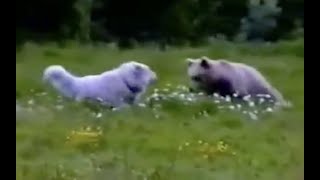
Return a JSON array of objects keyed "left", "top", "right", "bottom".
[{"left": 191, "top": 75, "right": 201, "bottom": 82}]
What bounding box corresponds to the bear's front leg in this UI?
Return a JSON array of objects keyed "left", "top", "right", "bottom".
[{"left": 210, "top": 78, "right": 235, "bottom": 97}]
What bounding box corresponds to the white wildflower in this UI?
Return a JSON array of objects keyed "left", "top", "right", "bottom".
[
  {"left": 96, "top": 113, "right": 102, "bottom": 118},
  {"left": 248, "top": 101, "right": 255, "bottom": 107},
  {"left": 172, "top": 92, "right": 179, "bottom": 97},
  {"left": 111, "top": 107, "right": 119, "bottom": 111},
  {"left": 213, "top": 93, "right": 219, "bottom": 98},
  {"left": 138, "top": 103, "right": 146, "bottom": 107},
  {"left": 181, "top": 86, "right": 188, "bottom": 91},
  {"left": 248, "top": 112, "right": 258, "bottom": 121},
  {"left": 225, "top": 96, "right": 231, "bottom": 102},
  {"left": 266, "top": 107, "right": 273, "bottom": 112},
  {"left": 36, "top": 92, "right": 47, "bottom": 96},
  {"left": 163, "top": 88, "right": 169, "bottom": 92},
  {"left": 151, "top": 93, "right": 159, "bottom": 98},
  {"left": 203, "top": 110, "right": 209, "bottom": 117},
  {"left": 265, "top": 94, "right": 271, "bottom": 98},
  {"left": 56, "top": 105, "right": 64, "bottom": 110},
  {"left": 94, "top": 97, "right": 102, "bottom": 101},
  {"left": 259, "top": 98, "right": 265, "bottom": 104},
  {"left": 243, "top": 95, "right": 251, "bottom": 101},
  {"left": 187, "top": 97, "right": 193, "bottom": 102},
  {"left": 179, "top": 94, "right": 186, "bottom": 99},
  {"left": 198, "top": 92, "right": 204, "bottom": 96},
  {"left": 28, "top": 99, "right": 34, "bottom": 105}
]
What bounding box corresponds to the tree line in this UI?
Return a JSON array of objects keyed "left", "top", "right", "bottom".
[{"left": 16, "top": 0, "right": 304, "bottom": 47}]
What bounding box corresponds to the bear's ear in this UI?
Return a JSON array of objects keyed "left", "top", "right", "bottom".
[
  {"left": 186, "top": 58, "right": 194, "bottom": 66},
  {"left": 201, "top": 56, "right": 210, "bottom": 60},
  {"left": 200, "top": 59, "right": 210, "bottom": 69}
]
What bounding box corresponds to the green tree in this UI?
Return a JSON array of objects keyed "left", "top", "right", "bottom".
[{"left": 239, "top": 0, "right": 281, "bottom": 41}]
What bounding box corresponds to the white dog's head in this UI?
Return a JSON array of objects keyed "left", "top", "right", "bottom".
[
  {"left": 118, "top": 61, "right": 157, "bottom": 94},
  {"left": 43, "top": 65, "right": 69, "bottom": 82}
]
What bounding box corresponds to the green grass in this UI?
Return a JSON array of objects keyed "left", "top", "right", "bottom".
[{"left": 16, "top": 40, "right": 304, "bottom": 180}]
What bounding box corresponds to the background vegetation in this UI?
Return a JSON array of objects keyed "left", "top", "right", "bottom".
[{"left": 16, "top": 0, "right": 303, "bottom": 47}]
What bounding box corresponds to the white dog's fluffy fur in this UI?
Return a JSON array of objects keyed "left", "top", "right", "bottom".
[{"left": 43, "top": 61, "right": 157, "bottom": 107}]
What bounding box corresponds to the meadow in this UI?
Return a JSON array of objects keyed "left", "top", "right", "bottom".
[{"left": 16, "top": 39, "right": 304, "bottom": 180}]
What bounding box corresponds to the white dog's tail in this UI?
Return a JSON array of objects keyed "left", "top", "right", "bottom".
[{"left": 43, "top": 65, "right": 78, "bottom": 99}]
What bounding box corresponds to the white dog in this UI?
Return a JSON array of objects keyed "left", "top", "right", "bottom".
[{"left": 43, "top": 61, "right": 157, "bottom": 108}]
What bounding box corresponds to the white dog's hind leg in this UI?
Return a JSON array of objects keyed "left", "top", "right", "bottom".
[{"left": 75, "top": 95, "right": 85, "bottom": 102}]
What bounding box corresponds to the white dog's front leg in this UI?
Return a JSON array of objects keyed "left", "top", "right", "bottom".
[
  {"left": 125, "top": 91, "right": 145, "bottom": 106},
  {"left": 108, "top": 98, "right": 130, "bottom": 111},
  {"left": 132, "top": 93, "right": 143, "bottom": 105}
]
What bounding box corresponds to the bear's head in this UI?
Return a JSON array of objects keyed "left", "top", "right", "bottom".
[
  {"left": 186, "top": 56, "right": 213, "bottom": 84},
  {"left": 186, "top": 56, "right": 234, "bottom": 95}
]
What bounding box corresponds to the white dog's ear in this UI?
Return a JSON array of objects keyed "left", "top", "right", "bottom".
[
  {"left": 133, "top": 65, "right": 144, "bottom": 79},
  {"left": 134, "top": 64, "right": 145, "bottom": 73},
  {"left": 134, "top": 64, "right": 142, "bottom": 70}
]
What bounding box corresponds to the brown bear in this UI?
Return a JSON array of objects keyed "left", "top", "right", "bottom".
[{"left": 186, "top": 56, "right": 289, "bottom": 106}]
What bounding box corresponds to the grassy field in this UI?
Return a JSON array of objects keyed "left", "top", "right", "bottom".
[{"left": 16, "top": 39, "right": 304, "bottom": 180}]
